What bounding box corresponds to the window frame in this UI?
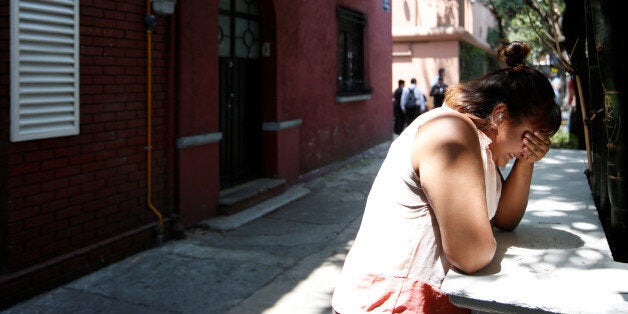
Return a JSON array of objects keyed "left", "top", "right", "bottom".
[{"left": 336, "top": 6, "right": 371, "bottom": 101}]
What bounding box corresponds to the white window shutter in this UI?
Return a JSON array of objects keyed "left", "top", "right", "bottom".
[{"left": 10, "top": 0, "right": 80, "bottom": 142}]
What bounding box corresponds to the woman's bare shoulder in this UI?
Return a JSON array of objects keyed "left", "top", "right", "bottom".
[
  {"left": 416, "top": 111, "right": 478, "bottom": 145},
  {"left": 411, "top": 110, "right": 482, "bottom": 175}
]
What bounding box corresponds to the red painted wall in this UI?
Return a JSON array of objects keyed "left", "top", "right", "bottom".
[
  {"left": 273, "top": 1, "right": 393, "bottom": 172},
  {"left": 175, "top": 0, "right": 220, "bottom": 224}
]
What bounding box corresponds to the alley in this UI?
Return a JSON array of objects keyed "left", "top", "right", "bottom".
[{"left": 3, "top": 142, "right": 601, "bottom": 313}]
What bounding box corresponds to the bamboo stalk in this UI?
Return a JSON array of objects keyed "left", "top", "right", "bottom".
[{"left": 575, "top": 74, "right": 593, "bottom": 174}]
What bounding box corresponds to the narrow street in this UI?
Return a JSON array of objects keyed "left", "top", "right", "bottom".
[{"left": 3, "top": 142, "right": 604, "bottom": 313}]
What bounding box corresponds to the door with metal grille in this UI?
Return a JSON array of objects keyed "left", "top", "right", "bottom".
[{"left": 218, "top": 0, "right": 262, "bottom": 189}]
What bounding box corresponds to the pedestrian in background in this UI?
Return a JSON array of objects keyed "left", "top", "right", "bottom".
[
  {"left": 392, "top": 79, "right": 406, "bottom": 135},
  {"left": 431, "top": 67, "right": 445, "bottom": 86},
  {"left": 548, "top": 69, "right": 563, "bottom": 107},
  {"left": 331, "top": 41, "right": 562, "bottom": 313},
  {"left": 564, "top": 73, "right": 576, "bottom": 129},
  {"left": 429, "top": 76, "right": 448, "bottom": 109},
  {"left": 400, "top": 78, "right": 426, "bottom": 125}
]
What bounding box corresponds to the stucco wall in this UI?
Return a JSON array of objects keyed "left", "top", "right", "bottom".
[
  {"left": 470, "top": 1, "right": 497, "bottom": 42},
  {"left": 394, "top": 0, "right": 466, "bottom": 29},
  {"left": 393, "top": 41, "right": 459, "bottom": 104},
  {"left": 391, "top": 0, "right": 496, "bottom": 97},
  {"left": 274, "top": 1, "right": 392, "bottom": 172}
]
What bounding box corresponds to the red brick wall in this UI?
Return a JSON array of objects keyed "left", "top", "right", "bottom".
[
  {"left": 1, "top": 0, "right": 172, "bottom": 307},
  {"left": 1, "top": 1, "right": 10, "bottom": 287}
]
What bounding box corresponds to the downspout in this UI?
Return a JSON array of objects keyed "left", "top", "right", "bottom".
[
  {"left": 145, "top": 3, "right": 163, "bottom": 245},
  {"left": 167, "top": 14, "right": 176, "bottom": 228}
]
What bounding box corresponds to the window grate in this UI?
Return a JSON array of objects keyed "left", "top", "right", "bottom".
[
  {"left": 336, "top": 6, "right": 371, "bottom": 98},
  {"left": 11, "top": 0, "right": 80, "bottom": 142}
]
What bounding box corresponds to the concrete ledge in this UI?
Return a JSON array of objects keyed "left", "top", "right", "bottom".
[
  {"left": 176, "top": 132, "right": 222, "bottom": 149},
  {"left": 219, "top": 178, "right": 286, "bottom": 206},
  {"left": 218, "top": 178, "right": 288, "bottom": 216},
  {"left": 336, "top": 94, "right": 372, "bottom": 102},
  {"left": 262, "top": 119, "right": 302, "bottom": 131},
  {"left": 442, "top": 149, "right": 628, "bottom": 313},
  {"left": 202, "top": 185, "right": 310, "bottom": 231}
]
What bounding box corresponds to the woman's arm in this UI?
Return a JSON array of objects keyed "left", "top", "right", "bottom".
[
  {"left": 412, "top": 114, "right": 496, "bottom": 274},
  {"left": 493, "top": 131, "right": 551, "bottom": 231}
]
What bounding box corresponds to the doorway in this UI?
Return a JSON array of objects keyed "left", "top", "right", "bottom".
[{"left": 218, "top": 0, "right": 263, "bottom": 189}]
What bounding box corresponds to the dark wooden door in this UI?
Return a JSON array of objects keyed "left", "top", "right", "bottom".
[{"left": 218, "top": 0, "right": 262, "bottom": 189}]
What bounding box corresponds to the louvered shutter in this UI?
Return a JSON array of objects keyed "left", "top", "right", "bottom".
[{"left": 10, "top": 0, "right": 79, "bottom": 142}]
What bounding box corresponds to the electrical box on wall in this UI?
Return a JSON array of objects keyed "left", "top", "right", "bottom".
[{"left": 152, "top": 0, "right": 176, "bottom": 15}]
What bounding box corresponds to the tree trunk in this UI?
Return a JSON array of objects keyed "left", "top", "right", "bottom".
[
  {"left": 590, "top": 0, "right": 627, "bottom": 261},
  {"left": 563, "top": 0, "right": 588, "bottom": 152},
  {"left": 578, "top": 0, "right": 609, "bottom": 214}
]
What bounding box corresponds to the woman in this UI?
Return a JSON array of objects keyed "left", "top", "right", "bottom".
[{"left": 331, "top": 41, "right": 562, "bottom": 313}]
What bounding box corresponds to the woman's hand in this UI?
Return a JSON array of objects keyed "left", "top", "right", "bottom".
[
  {"left": 521, "top": 131, "right": 550, "bottom": 163},
  {"left": 495, "top": 131, "right": 549, "bottom": 231}
]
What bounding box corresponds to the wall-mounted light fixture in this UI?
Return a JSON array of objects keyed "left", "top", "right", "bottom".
[{"left": 152, "top": 0, "right": 177, "bottom": 15}]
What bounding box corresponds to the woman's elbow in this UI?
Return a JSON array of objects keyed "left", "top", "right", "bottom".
[
  {"left": 447, "top": 238, "right": 496, "bottom": 274},
  {"left": 495, "top": 223, "right": 518, "bottom": 232},
  {"left": 493, "top": 216, "right": 523, "bottom": 231}
]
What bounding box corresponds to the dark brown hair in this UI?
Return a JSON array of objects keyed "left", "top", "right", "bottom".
[{"left": 444, "top": 41, "right": 562, "bottom": 136}]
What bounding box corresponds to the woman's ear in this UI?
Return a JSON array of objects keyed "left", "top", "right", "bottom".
[{"left": 491, "top": 103, "right": 509, "bottom": 126}]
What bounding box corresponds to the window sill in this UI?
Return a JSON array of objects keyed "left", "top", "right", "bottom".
[{"left": 336, "top": 93, "right": 372, "bottom": 103}]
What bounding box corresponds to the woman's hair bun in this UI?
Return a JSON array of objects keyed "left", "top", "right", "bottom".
[{"left": 497, "top": 41, "right": 530, "bottom": 67}]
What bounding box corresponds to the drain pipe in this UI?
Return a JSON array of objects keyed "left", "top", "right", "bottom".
[{"left": 145, "top": 4, "right": 163, "bottom": 245}]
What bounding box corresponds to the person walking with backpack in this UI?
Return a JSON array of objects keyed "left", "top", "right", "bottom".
[
  {"left": 400, "top": 78, "right": 426, "bottom": 124},
  {"left": 392, "top": 79, "right": 406, "bottom": 135}
]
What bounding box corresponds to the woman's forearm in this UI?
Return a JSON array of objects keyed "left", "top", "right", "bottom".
[{"left": 493, "top": 159, "right": 534, "bottom": 231}]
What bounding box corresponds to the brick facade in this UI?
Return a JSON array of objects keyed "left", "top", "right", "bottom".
[{"left": 1, "top": 0, "right": 172, "bottom": 307}]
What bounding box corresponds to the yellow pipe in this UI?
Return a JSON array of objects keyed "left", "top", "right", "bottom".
[{"left": 146, "top": 0, "right": 163, "bottom": 240}]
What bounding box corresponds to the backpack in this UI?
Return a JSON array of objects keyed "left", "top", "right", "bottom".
[{"left": 405, "top": 87, "right": 418, "bottom": 108}]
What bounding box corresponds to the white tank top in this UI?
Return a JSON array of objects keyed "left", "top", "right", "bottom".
[{"left": 332, "top": 105, "right": 502, "bottom": 312}]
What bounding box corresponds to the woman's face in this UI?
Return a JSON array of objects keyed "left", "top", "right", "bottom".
[{"left": 490, "top": 118, "right": 534, "bottom": 167}]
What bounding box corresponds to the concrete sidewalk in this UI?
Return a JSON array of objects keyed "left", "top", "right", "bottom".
[{"left": 3, "top": 143, "right": 593, "bottom": 314}]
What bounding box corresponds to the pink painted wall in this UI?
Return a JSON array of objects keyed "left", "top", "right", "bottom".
[
  {"left": 391, "top": 0, "right": 497, "bottom": 101},
  {"left": 392, "top": 41, "right": 460, "bottom": 99}
]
